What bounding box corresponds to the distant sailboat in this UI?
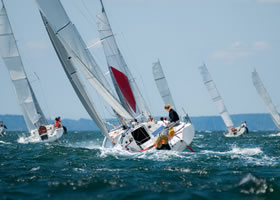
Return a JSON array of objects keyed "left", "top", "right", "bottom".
[
  {"left": 0, "top": 121, "right": 7, "bottom": 136},
  {"left": 199, "top": 64, "right": 248, "bottom": 137},
  {"left": 152, "top": 60, "right": 177, "bottom": 111},
  {"left": 252, "top": 69, "right": 280, "bottom": 132},
  {"left": 36, "top": 0, "right": 194, "bottom": 152},
  {"left": 0, "top": 1, "right": 64, "bottom": 143}
]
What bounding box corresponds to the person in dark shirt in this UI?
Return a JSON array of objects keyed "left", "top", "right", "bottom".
[{"left": 164, "top": 104, "right": 179, "bottom": 123}]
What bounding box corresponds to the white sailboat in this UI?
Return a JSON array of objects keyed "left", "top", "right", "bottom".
[
  {"left": 35, "top": 0, "right": 194, "bottom": 152},
  {"left": 252, "top": 69, "right": 280, "bottom": 132},
  {"left": 0, "top": 121, "right": 7, "bottom": 136},
  {"left": 199, "top": 64, "right": 248, "bottom": 137},
  {"left": 0, "top": 1, "right": 64, "bottom": 143},
  {"left": 96, "top": 0, "right": 194, "bottom": 151}
]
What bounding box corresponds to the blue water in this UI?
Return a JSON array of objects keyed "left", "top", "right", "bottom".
[{"left": 1, "top": 130, "right": 280, "bottom": 199}]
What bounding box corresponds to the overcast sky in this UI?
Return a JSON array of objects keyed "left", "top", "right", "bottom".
[{"left": 0, "top": 0, "right": 279, "bottom": 120}]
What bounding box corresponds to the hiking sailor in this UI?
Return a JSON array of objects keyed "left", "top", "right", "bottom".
[
  {"left": 54, "top": 117, "right": 62, "bottom": 129},
  {"left": 164, "top": 104, "right": 179, "bottom": 124}
]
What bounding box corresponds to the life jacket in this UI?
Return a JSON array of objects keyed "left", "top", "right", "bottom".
[{"left": 55, "top": 120, "right": 61, "bottom": 128}]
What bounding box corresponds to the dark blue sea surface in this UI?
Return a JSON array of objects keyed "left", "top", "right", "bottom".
[{"left": 0, "top": 130, "right": 280, "bottom": 199}]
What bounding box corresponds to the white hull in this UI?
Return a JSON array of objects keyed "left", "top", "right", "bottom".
[
  {"left": 0, "top": 127, "right": 6, "bottom": 136},
  {"left": 224, "top": 126, "right": 248, "bottom": 137},
  {"left": 20, "top": 124, "right": 64, "bottom": 143},
  {"left": 103, "top": 121, "right": 195, "bottom": 152}
]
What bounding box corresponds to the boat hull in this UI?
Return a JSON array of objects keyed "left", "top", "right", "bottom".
[
  {"left": 0, "top": 127, "right": 6, "bottom": 136},
  {"left": 224, "top": 126, "right": 248, "bottom": 137},
  {"left": 21, "top": 125, "right": 64, "bottom": 143},
  {"left": 103, "top": 121, "right": 195, "bottom": 152}
]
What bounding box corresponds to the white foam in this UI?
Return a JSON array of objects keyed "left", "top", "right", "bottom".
[
  {"left": 229, "top": 147, "right": 263, "bottom": 156},
  {"left": 201, "top": 146, "right": 262, "bottom": 156},
  {"left": 268, "top": 132, "right": 280, "bottom": 137},
  {"left": 17, "top": 136, "right": 28, "bottom": 144},
  {"left": 0, "top": 140, "right": 11, "bottom": 144},
  {"left": 30, "top": 167, "right": 40, "bottom": 171},
  {"left": 98, "top": 145, "right": 193, "bottom": 161},
  {"left": 238, "top": 173, "right": 271, "bottom": 194}
]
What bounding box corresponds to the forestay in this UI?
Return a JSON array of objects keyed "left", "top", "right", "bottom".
[
  {"left": 35, "top": 0, "right": 133, "bottom": 122},
  {"left": 199, "top": 64, "right": 234, "bottom": 130},
  {"left": 152, "top": 60, "right": 177, "bottom": 111},
  {"left": 96, "top": 1, "right": 151, "bottom": 120},
  {"left": 252, "top": 70, "right": 280, "bottom": 129},
  {"left": 0, "top": 4, "right": 48, "bottom": 132}
]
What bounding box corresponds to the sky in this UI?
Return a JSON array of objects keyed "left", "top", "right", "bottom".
[{"left": 0, "top": 0, "right": 279, "bottom": 121}]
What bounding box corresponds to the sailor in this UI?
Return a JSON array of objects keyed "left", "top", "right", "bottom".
[
  {"left": 159, "top": 117, "right": 168, "bottom": 126},
  {"left": 148, "top": 115, "right": 154, "bottom": 122},
  {"left": 54, "top": 117, "right": 62, "bottom": 129},
  {"left": 231, "top": 127, "right": 237, "bottom": 135},
  {"left": 164, "top": 104, "right": 179, "bottom": 123}
]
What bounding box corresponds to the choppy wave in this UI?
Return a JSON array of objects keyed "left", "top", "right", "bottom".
[
  {"left": 0, "top": 140, "right": 11, "bottom": 144},
  {"left": 238, "top": 173, "right": 274, "bottom": 195}
]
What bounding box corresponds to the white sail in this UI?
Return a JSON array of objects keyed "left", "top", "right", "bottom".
[
  {"left": 0, "top": 4, "right": 48, "bottom": 132},
  {"left": 35, "top": 0, "right": 133, "bottom": 121},
  {"left": 252, "top": 70, "right": 280, "bottom": 129},
  {"left": 96, "top": 1, "right": 151, "bottom": 120},
  {"left": 199, "top": 64, "right": 234, "bottom": 129},
  {"left": 152, "top": 60, "right": 177, "bottom": 111},
  {"left": 40, "top": 14, "right": 110, "bottom": 137}
]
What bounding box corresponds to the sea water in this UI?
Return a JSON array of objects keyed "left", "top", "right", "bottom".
[{"left": 0, "top": 130, "right": 280, "bottom": 199}]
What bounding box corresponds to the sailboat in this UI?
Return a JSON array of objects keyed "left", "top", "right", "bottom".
[
  {"left": 35, "top": 0, "right": 194, "bottom": 152},
  {"left": 199, "top": 64, "right": 248, "bottom": 137},
  {"left": 0, "top": 1, "right": 64, "bottom": 143},
  {"left": 96, "top": 1, "right": 194, "bottom": 151},
  {"left": 0, "top": 121, "right": 7, "bottom": 136},
  {"left": 252, "top": 69, "right": 280, "bottom": 132}
]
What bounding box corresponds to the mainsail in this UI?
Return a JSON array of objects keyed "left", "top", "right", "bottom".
[
  {"left": 35, "top": 0, "right": 133, "bottom": 128},
  {"left": 152, "top": 60, "right": 177, "bottom": 111},
  {"left": 96, "top": 0, "right": 151, "bottom": 120},
  {"left": 252, "top": 70, "right": 280, "bottom": 129},
  {"left": 199, "top": 64, "right": 234, "bottom": 130},
  {"left": 0, "top": 3, "right": 48, "bottom": 132}
]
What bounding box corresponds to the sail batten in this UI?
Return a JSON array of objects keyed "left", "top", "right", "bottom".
[
  {"left": 252, "top": 70, "right": 280, "bottom": 130},
  {"left": 0, "top": 4, "right": 48, "bottom": 132},
  {"left": 152, "top": 60, "right": 177, "bottom": 111},
  {"left": 199, "top": 64, "right": 234, "bottom": 130}
]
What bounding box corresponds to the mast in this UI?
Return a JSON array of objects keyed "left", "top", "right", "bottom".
[
  {"left": 96, "top": 1, "right": 151, "bottom": 120},
  {"left": 0, "top": 2, "right": 48, "bottom": 132},
  {"left": 252, "top": 69, "right": 280, "bottom": 130},
  {"left": 199, "top": 64, "right": 234, "bottom": 131},
  {"left": 152, "top": 59, "right": 177, "bottom": 111}
]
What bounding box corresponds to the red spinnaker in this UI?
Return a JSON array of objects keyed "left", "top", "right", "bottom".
[{"left": 110, "top": 66, "right": 136, "bottom": 112}]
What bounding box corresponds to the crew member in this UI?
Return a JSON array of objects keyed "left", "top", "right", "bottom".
[
  {"left": 54, "top": 117, "right": 62, "bottom": 129},
  {"left": 164, "top": 104, "right": 179, "bottom": 123}
]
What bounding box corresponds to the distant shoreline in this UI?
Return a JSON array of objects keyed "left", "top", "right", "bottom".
[{"left": 0, "top": 113, "right": 278, "bottom": 132}]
